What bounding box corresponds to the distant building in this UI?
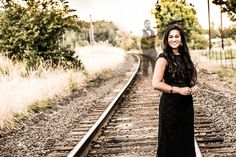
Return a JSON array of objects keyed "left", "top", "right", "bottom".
[{"left": 211, "top": 38, "right": 221, "bottom": 47}]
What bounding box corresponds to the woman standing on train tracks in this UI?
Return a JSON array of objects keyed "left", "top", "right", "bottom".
[{"left": 152, "top": 25, "right": 198, "bottom": 157}]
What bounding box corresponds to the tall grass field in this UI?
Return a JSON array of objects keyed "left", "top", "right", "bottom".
[{"left": 0, "top": 45, "right": 126, "bottom": 132}]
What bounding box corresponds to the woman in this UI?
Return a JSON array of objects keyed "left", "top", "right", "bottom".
[{"left": 152, "top": 25, "right": 198, "bottom": 157}]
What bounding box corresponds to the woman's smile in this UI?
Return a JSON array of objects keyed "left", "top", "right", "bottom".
[{"left": 168, "top": 29, "right": 181, "bottom": 49}]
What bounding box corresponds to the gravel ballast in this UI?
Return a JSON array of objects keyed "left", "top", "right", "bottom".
[
  {"left": 0, "top": 54, "right": 235, "bottom": 157},
  {"left": 0, "top": 54, "right": 137, "bottom": 157}
]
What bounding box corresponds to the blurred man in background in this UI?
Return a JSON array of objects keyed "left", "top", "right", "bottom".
[{"left": 141, "top": 19, "right": 157, "bottom": 76}]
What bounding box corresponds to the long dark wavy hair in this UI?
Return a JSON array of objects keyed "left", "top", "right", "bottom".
[{"left": 162, "top": 25, "right": 197, "bottom": 86}]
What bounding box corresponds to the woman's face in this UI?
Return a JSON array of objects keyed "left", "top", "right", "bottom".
[{"left": 168, "top": 29, "right": 181, "bottom": 49}]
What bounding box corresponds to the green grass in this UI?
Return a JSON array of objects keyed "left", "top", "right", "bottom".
[
  {"left": 215, "top": 68, "right": 236, "bottom": 85},
  {"left": 28, "top": 99, "right": 52, "bottom": 113},
  {"left": 216, "top": 68, "right": 233, "bottom": 78}
]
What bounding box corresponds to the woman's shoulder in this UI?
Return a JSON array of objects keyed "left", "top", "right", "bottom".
[{"left": 157, "top": 52, "right": 167, "bottom": 59}]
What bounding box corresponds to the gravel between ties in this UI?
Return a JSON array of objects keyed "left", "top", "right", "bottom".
[
  {"left": 196, "top": 69, "right": 236, "bottom": 152},
  {"left": 0, "top": 54, "right": 235, "bottom": 156},
  {"left": 0, "top": 54, "right": 137, "bottom": 157}
]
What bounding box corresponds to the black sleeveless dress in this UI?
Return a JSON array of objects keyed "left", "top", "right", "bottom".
[{"left": 157, "top": 53, "right": 196, "bottom": 157}]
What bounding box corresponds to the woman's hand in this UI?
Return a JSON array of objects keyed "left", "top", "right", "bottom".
[
  {"left": 178, "top": 87, "right": 192, "bottom": 96},
  {"left": 172, "top": 86, "right": 199, "bottom": 96}
]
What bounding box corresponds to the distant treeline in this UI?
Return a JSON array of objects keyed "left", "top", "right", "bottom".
[
  {"left": 64, "top": 20, "right": 140, "bottom": 51},
  {"left": 2, "top": 0, "right": 234, "bottom": 70},
  {"left": 0, "top": 0, "right": 139, "bottom": 71}
]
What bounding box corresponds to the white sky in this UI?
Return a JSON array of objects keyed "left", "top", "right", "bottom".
[{"left": 68, "top": 0, "right": 235, "bottom": 36}]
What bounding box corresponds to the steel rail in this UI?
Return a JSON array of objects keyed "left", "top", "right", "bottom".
[
  {"left": 67, "top": 54, "right": 141, "bottom": 157},
  {"left": 195, "top": 138, "right": 203, "bottom": 157}
]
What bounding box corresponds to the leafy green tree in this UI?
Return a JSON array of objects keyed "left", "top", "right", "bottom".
[
  {"left": 153, "top": 0, "right": 201, "bottom": 41},
  {"left": 93, "top": 20, "right": 118, "bottom": 44},
  {"left": 115, "top": 32, "right": 139, "bottom": 51},
  {"left": 204, "top": 22, "right": 221, "bottom": 38},
  {"left": 73, "top": 20, "right": 90, "bottom": 46},
  {"left": 76, "top": 20, "right": 123, "bottom": 47},
  {"left": 223, "top": 25, "right": 236, "bottom": 40},
  {"left": 0, "top": 0, "right": 82, "bottom": 69},
  {"left": 212, "top": 0, "right": 236, "bottom": 21},
  {"left": 63, "top": 20, "right": 92, "bottom": 48},
  {"left": 204, "top": 23, "right": 236, "bottom": 40},
  {"left": 72, "top": 19, "right": 140, "bottom": 50},
  {"left": 189, "top": 31, "right": 208, "bottom": 49}
]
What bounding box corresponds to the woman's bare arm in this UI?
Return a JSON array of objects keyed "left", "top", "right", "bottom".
[
  {"left": 152, "top": 58, "right": 192, "bottom": 95},
  {"left": 152, "top": 57, "right": 172, "bottom": 93}
]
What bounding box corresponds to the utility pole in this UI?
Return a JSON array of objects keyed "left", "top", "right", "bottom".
[
  {"left": 220, "top": 1, "right": 224, "bottom": 66},
  {"left": 220, "top": 5, "right": 224, "bottom": 50},
  {"left": 89, "top": 14, "right": 95, "bottom": 45},
  {"left": 220, "top": 1, "right": 227, "bottom": 67},
  {"left": 207, "top": 0, "right": 211, "bottom": 59}
]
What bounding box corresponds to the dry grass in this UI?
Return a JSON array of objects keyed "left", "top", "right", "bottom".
[
  {"left": 75, "top": 44, "right": 126, "bottom": 75},
  {"left": 0, "top": 63, "right": 85, "bottom": 131},
  {"left": 0, "top": 44, "right": 126, "bottom": 131},
  {"left": 191, "top": 50, "right": 236, "bottom": 88}
]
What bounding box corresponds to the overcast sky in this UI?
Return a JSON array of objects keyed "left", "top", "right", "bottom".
[{"left": 68, "top": 0, "right": 235, "bottom": 36}]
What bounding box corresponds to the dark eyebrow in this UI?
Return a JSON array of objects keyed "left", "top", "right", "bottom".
[{"left": 168, "top": 34, "right": 180, "bottom": 37}]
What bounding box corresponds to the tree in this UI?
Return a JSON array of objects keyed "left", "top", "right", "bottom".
[
  {"left": 205, "top": 22, "right": 221, "bottom": 38},
  {"left": 212, "top": 0, "right": 236, "bottom": 21},
  {"left": 189, "top": 31, "right": 208, "bottom": 49},
  {"left": 223, "top": 24, "right": 236, "bottom": 40},
  {"left": 93, "top": 20, "right": 119, "bottom": 45},
  {"left": 0, "top": 0, "right": 82, "bottom": 69},
  {"left": 152, "top": 0, "right": 202, "bottom": 41},
  {"left": 115, "top": 32, "right": 139, "bottom": 51},
  {"left": 75, "top": 20, "right": 121, "bottom": 46},
  {"left": 63, "top": 20, "right": 90, "bottom": 47}
]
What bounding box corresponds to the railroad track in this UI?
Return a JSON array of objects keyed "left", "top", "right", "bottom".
[
  {"left": 85, "top": 59, "right": 159, "bottom": 157},
  {"left": 47, "top": 54, "right": 235, "bottom": 157},
  {"left": 194, "top": 91, "right": 236, "bottom": 157},
  {"left": 46, "top": 54, "right": 141, "bottom": 157}
]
